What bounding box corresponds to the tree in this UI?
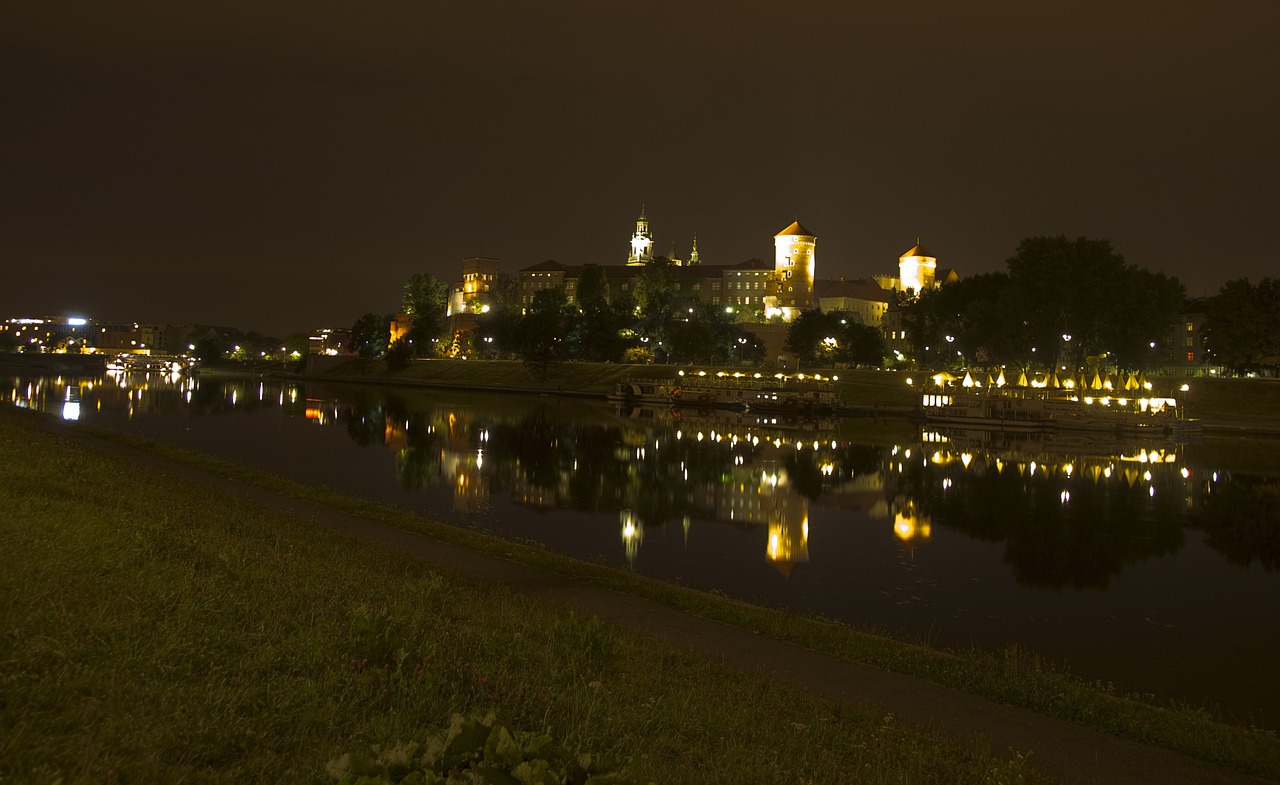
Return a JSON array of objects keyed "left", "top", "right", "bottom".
[
  {"left": 402, "top": 272, "right": 449, "bottom": 317},
  {"left": 1003, "top": 236, "right": 1184, "bottom": 372},
  {"left": 384, "top": 337, "right": 413, "bottom": 370},
  {"left": 283, "top": 332, "right": 311, "bottom": 359},
  {"left": 1204, "top": 278, "right": 1280, "bottom": 375},
  {"left": 633, "top": 258, "right": 681, "bottom": 345},
  {"left": 576, "top": 264, "right": 611, "bottom": 311},
  {"left": 191, "top": 334, "right": 230, "bottom": 363},
  {"left": 565, "top": 265, "right": 630, "bottom": 362},
  {"left": 518, "top": 287, "right": 571, "bottom": 377},
  {"left": 783, "top": 309, "right": 833, "bottom": 364},
  {"left": 350, "top": 312, "right": 392, "bottom": 359},
  {"left": 667, "top": 300, "right": 736, "bottom": 364},
  {"left": 836, "top": 321, "right": 887, "bottom": 368},
  {"left": 1098, "top": 268, "right": 1185, "bottom": 369},
  {"left": 899, "top": 273, "right": 1026, "bottom": 369},
  {"left": 401, "top": 273, "right": 449, "bottom": 353}
]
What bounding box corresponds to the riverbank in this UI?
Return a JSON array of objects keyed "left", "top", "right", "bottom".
[
  {"left": 4, "top": 406, "right": 1278, "bottom": 783},
  {"left": 305, "top": 357, "right": 919, "bottom": 413},
  {"left": 300, "top": 357, "right": 1280, "bottom": 434}
]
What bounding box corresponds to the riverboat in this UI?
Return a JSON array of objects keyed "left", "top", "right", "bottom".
[
  {"left": 919, "top": 386, "right": 1200, "bottom": 438},
  {"left": 609, "top": 372, "right": 839, "bottom": 414}
]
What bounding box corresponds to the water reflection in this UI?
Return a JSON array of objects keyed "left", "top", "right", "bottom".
[
  {"left": 8, "top": 372, "right": 1279, "bottom": 586},
  {"left": 9, "top": 370, "right": 1280, "bottom": 724}
]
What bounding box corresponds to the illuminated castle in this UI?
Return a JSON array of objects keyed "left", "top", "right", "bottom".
[
  {"left": 769, "top": 221, "right": 816, "bottom": 319},
  {"left": 898, "top": 241, "right": 936, "bottom": 293},
  {"left": 518, "top": 209, "right": 816, "bottom": 321},
  {"left": 875, "top": 240, "right": 958, "bottom": 296}
]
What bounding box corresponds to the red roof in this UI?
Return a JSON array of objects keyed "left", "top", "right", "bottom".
[{"left": 774, "top": 221, "right": 815, "bottom": 238}]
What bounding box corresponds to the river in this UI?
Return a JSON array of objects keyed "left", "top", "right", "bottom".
[{"left": 9, "top": 370, "right": 1280, "bottom": 729}]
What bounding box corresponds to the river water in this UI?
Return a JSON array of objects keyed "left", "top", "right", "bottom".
[{"left": 9, "top": 371, "right": 1280, "bottom": 729}]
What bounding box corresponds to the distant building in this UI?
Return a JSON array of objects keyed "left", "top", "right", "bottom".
[
  {"left": 768, "top": 221, "right": 816, "bottom": 318},
  {"left": 93, "top": 323, "right": 142, "bottom": 353},
  {"left": 308, "top": 327, "right": 350, "bottom": 356},
  {"left": 813, "top": 277, "right": 891, "bottom": 326},
  {"left": 2, "top": 316, "right": 91, "bottom": 353},
  {"left": 447, "top": 257, "right": 502, "bottom": 317},
  {"left": 1160, "top": 298, "right": 1218, "bottom": 376},
  {"left": 518, "top": 258, "right": 776, "bottom": 310},
  {"left": 516, "top": 213, "right": 816, "bottom": 321},
  {"left": 875, "top": 240, "right": 957, "bottom": 296}
]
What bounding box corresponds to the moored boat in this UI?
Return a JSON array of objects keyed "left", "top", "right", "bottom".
[
  {"left": 920, "top": 385, "right": 1200, "bottom": 438},
  {"left": 609, "top": 371, "right": 839, "bottom": 414}
]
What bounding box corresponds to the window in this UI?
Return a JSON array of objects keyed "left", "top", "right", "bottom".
[
  {"left": 1187, "top": 351, "right": 1196, "bottom": 362},
  {"left": 1186, "top": 323, "right": 1194, "bottom": 332}
]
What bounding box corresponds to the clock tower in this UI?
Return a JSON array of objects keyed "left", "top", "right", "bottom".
[{"left": 626, "top": 206, "right": 655, "bottom": 266}]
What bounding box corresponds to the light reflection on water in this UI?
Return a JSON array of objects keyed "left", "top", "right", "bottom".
[{"left": 8, "top": 371, "right": 1280, "bottom": 728}]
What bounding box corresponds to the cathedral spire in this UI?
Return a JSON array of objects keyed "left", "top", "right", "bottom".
[{"left": 688, "top": 232, "right": 700, "bottom": 265}]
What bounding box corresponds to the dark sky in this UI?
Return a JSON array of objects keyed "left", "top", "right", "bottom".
[{"left": 3, "top": 1, "right": 1278, "bottom": 336}]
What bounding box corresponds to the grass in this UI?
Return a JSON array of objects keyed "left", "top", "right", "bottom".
[
  {"left": 1, "top": 411, "right": 1047, "bottom": 785},
  {"left": 6, "top": 406, "right": 1280, "bottom": 782},
  {"left": 1184, "top": 376, "right": 1280, "bottom": 420},
  {"left": 312, "top": 358, "right": 921, "bottom": 409}
]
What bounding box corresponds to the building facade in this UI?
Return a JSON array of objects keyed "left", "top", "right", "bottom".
[{"left": 517, "top": 214, "right": 817, "bottom": 319}]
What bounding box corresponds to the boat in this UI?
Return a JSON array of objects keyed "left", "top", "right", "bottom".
[
  {"left": 920, "top": 385, "right": 1200, "bottom": 438},
  {"left": 609, "top": 371, "right": 839, "bottom": 414}
]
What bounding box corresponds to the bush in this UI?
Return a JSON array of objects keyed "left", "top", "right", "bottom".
[{"left": 327, "top": 710, "right": 649, "bottom": 785}]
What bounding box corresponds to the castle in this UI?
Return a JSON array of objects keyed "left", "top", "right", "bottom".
[{"left": 443, "top": 207, "right": 954, "bottom": 340}]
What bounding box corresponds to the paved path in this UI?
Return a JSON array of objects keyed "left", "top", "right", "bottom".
[{"left": 31, "top": 413, "right": 1272, "bottom": 785}]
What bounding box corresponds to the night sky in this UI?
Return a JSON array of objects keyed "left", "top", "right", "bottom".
[{"left": 3, "top": 2, "right": 1278, "bottom": 336}]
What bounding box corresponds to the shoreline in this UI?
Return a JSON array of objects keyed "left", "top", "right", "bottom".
[{"left": 291, "top": 359, "right": 1280, "bottom": 438}]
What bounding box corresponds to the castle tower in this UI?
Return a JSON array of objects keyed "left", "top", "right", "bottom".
[
  {"left": 771, "top": 220, "right": 816, "bottom": 318},
  {"left": 898, "top": 240, "right": 937, "bottom": 293},
  {"left": 627, "top": 206, "right": 654, "bottom": 266},
  {"left": 688, "top": 233, "right": 700, "bottom": 265}
]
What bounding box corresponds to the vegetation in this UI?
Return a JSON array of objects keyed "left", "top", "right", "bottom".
[
  {"left": 351, "top": 312, "right": 393, "bottom": 359},
  {"left": 784, "top": 308, "right": 886, "bottom": 366},
  {"left": 398, "top": 272, "right": 452, "bottom": 358},
  {"left": 1203, "top": 277, "right": 1280, "bottom": 376},
  {"left": 0, "top": 411, "right": 1051, "bottom": 784},
  {"left": 327, "top": 710, "right": 648, "bottom": 784},
  {"left": 900, "top": 236, "right": 1185, "bottom": 372}
]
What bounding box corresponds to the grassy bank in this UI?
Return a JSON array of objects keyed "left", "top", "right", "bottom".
[
  {"left": 6, "top": 409, "right": 1279, "bottom": 781},
  {"left": 311, "top": 358, "right": 920, "bottom": 409},
  {"left": 1, "top": 411, "right": 1046, "bottom": 784}
]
